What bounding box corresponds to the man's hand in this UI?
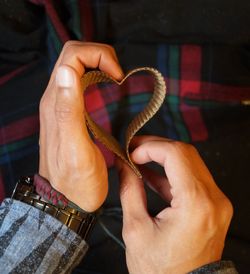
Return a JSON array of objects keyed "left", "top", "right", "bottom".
[
  {"left": 117, "top": 136, "right": 233, "bottom": 274},
  {"left": 39, "top": 41, "right": 123, "bottom": 212}
]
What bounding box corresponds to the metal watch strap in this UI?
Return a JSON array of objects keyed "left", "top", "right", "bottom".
[{"left": 11, "top": 176, "right": 97, "bottom": 240}]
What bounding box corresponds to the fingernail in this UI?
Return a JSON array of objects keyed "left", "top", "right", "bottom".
[{"left": 56, "top": 66, "right": 74, "bottom": 88}]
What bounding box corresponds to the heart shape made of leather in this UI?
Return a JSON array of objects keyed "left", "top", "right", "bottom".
[{"left": 81, "top": 67, "right": 166, "bottom": 178}]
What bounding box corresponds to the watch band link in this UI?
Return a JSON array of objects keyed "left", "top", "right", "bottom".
[{"left": 12, "top": 176, "right": 96, "bottom": 240}]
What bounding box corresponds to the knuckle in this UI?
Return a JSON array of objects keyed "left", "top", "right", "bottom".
[
  {"left": 98, "top": 42, "right": 113, "bottom": 50},
  {"left": 182, "top": 142, "right": 196, "bottom": 152},
  {"left": 122, "top": 221, "right": 142, "bottom": 243},
  {"left": 186, "top": 143, "right": 197, "bottom": 152},
  {"left": 220, "top": 196, "right": 234, "bottom": 221},
  {"left": 62, "top": 40, "right": 81, "bottom": 57},
  {"left": 101, "top": 44, "right": 116, "bottom": 55},
  {"left": 63, "top": 40, "right": 78, "bottom": 51},
  {"left": 197, "top": 193, "right": 233, "bottom": 232},
  {"left": 105, "top": 44, "right": 115, "bottom": 52}
]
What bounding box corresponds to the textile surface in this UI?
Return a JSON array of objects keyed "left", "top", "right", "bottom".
[
  {"left": 0, "top": 199, "right": 237, "bottom": 274},
  {"left": 0, "top": 199, "right": 87, "bottom": 274},
  {"left": 0, "top": 0, "right": 249, "bottom": 273}
]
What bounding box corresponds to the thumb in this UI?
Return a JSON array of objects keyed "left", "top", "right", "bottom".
[
  {"left": 55, "top": 65, "right": 90, "bottom": 140},
  {"left": 116, "top": 158, "right": 149, "bottom": 223}
]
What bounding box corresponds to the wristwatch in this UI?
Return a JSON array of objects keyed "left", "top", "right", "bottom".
[{"left": 11, "top": 176, "right": 97, "bottom": 240}]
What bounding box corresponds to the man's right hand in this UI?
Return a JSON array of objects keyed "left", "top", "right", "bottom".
[{"left": 117, "top": 136, "right": 233, "bottom": 274}]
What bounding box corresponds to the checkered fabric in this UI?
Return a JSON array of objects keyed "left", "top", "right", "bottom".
[
  {"left": 0, "top": 0, "right": 250, "bottom": 198},
  {"left": 0, "top": 1, "right": 250, "bottom": 273}
]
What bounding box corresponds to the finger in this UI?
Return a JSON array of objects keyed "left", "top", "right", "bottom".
[
  {"left": 131, "top": 140, "right": 169, "bottom": 167},
  {"left": 46, "top": 42, "right": 124, "bottom": 91},
  {"left": 131, "top": 140, "right": 205, "bottom": 198},
  {"left": 54, "top": 65, "right": 89, "bottom": 135},
  {"left": 116, "top": 158, "right": 149, "bottom": 222},
  {"left": 130, "top": 135, "right": 173, "bottom": 151},
  {"left": 51, "top": 65, "right": 96, "bottom": 168},
  {"left": 140, "top": 165, "right": 172, "bottom": 202},
  {"left": 60, "top": 42, "right": 124, "bottom": 79}
]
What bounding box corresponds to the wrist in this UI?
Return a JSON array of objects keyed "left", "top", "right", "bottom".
[
  {"left": 11, "top": 175, "right": 98, "bottom": 240},
  {"left": 39, "top": 163, "right": 108, "bottom": 212},
  {"left": 62, "top": 173, "right": 108, "bottom": 213},
  {"left": 34, "top": 174, "right": 90, "bottom": 213}
]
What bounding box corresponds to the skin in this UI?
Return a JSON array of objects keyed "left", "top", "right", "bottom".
[
  {"left": 39, "top": 41, "right": 123, "bottom": 212},
  {"left": 39, "top": 41, "right": 233, "bottom": 273},
  {"left": 117, "top": 135, "right": 233, "bottom": 274}
]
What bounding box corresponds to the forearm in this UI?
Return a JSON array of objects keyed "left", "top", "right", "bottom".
[{"left": 0, "top": 199, "right": 88, "bottom": 274}]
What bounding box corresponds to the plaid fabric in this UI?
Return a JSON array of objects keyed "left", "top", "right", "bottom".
[
  {"left": 0, "top": 0, "right": 250, "bottom": 196},
  {"left": 0, "top": 1, "right": 250, "bottom": 272}
]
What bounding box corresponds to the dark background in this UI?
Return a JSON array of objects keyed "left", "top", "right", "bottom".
[{"left": 0, "top": 1, "right": 250, "bottom": 273}]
